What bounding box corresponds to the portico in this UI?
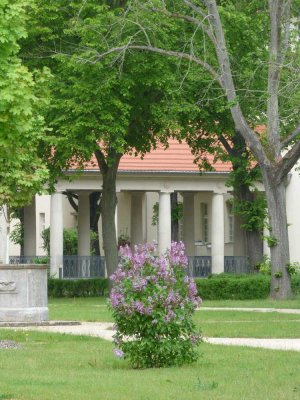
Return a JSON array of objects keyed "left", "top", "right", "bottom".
[{"left": 43, "top": 167, "right": 232, "bottom": 277}]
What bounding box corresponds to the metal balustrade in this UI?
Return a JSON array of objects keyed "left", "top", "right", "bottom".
[
  {"left": 187, "top": 256, "right": 212, "bottom": 277},
  {"left": 9, "top": 256, "right": 49, "bottom": 265},
  {"left": 9, "top": 255, "right": 253, "bottom": 278},
  {"left": 62, "top": 256, "right": 106, "bottom": 278},
  {"left": 224, "top": 256, "right": 251, "bottom": 274}
]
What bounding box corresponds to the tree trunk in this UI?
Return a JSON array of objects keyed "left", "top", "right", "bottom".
[
  {"left": 171, "top": 192, "right": 179, "bottom": 242},
  {"left": 226, "top": 132, "right": 264, "bottom": 268},
  {"left": 262, "top": 169, "right": 292, "bottom": 299},
  {"left": 95, "top": 149, "right": 122, "bottom": 292},
  {"left": 237, "top": 185, "right": 263, "bottom": 268},
  {"left": 89, "top": 192, "right": 101, "bottom": 256},
  {"left": 245, "top": 230, "right": 263, "bottom": 269}
]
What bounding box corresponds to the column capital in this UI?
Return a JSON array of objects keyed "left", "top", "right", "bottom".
[
  {"left": 213, "top": 190, "right": 227, "bottom": 195},
  {"left": 159, "top": 189, "right": 174, "bottom": 194}
]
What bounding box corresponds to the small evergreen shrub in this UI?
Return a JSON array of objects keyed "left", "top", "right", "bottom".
[
  {"left": 48, "top": 278, "right": 107, "bottom": 297},
  {"left": 196, "top": 274, "right": 270, "bottom": 300},
  {"left": 109, "top": 242, "right": 202, "bottom": 369}
]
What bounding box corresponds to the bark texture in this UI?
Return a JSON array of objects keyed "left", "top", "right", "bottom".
[
  {"left": 95, "top": 148, "right": 122, "bottom": 291},
  {"left": 262, "top": 169, "right": 292, "bottom": 298},
  {"left": 171, "top": 192, "right": 179, "bottom": 242}
]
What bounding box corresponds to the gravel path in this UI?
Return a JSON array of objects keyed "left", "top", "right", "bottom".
[
  {"left": 200, "top": 307, "right": 300, "bottom": 314},
  {"left": 5, "top": 321, "right": 300, "bottom": 352},
  {"left": 0, "top": 340, "right": 22, "bottom": 350}
]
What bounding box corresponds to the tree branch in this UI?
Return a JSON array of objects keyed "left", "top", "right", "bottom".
[
  {"left": 95, "top": 44, "right": 223, "bottom": 87},
  {"left": 218, "top": 134, "right": 234, "bottom": 157},
  {"left": 183, "top": 0, "right": 208, "bottom": 19},
  {"left": 281, "top": 124, "right": 300, "bottom": 148},
  {"left": 277, "top": 139, "right": 300, "bottom": 181},
  {"left": 204, "top": 0, "right": 267, "bottom": 166},
  {"left": 149, "top": 5, "right": 216, "bottom": 45},
  {"left": 94, "top": 148, "right": 108, "bottom": 174},
  {"left": 63, "top": 191, "right": 78, "bottom": 213}
]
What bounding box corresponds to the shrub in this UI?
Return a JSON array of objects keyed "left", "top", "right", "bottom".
[
  {"left": 196, "top": 274, "right": 270, "bottom": 300},
  {"left": 109, "top": 242, "right": 202, "bottom": 369},
  {"left": 48, "top": 278, "right": 107, "bottom": 297}
]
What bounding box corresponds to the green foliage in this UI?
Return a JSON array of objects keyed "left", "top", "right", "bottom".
[
  {"left": 42, "top": 227, "right": 78, "bottom": 256},
  {"left": 264, "top": 235, "right": 278, "bottom": 248},
  {"left": 48, "top": 277, "right": 108, "bottom": 297},
  {"left": 22, "top": 0, "right": 179, "bottom": 180},
  {"left": 274, "top": 271, "right": 283, "bottom": 279},
  {"left": 286, "top": 262, "right": 300, "bottom": 275},
  {"left": 48, "top": 273, "right": 300, "bottom": 299},
  {"left": 63, "top": 228, "right": 78, "bottom": 256},
  {"left": 152, "top": 201, "right": 183, "bottom": 226},
  {"left": 256, "top": 255, "right": 271, "bottom": 275},
  {"left": 196, "top": 273, "right": 300, "bottom": 300},
  {"left": 0, "top": 0, "right": 49, "bottom": 208},
  {"left": 196, "top": 275, "right": 270, "bottom": 300},
  {"left": 9, "top": 222, "right": 23, "bottom": 246},
  {"left": 117, "top": 234, "right": 130, "bottom": 248}
]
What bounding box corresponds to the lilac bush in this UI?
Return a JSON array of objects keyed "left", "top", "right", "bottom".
[{"left": 109, "top": 241, "right": 202, "bottom": 368}]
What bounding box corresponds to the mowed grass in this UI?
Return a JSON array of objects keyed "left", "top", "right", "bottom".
[
  {"left": 0, "top": 329, "right": 300, "bottom": 400},
  {"left": 49, "top": 297, "right": 300, "bottom": 338},
  {"left": 202, "top": 296, "right": 300, "bottom": 309}
]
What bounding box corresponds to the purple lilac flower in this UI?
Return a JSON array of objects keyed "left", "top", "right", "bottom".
[
  {"left": 168, "top": 241, "right": 188, "bottom": 266},
  {"left": 110, "top": 289, "right": 125, "bottom": 308},
  {"left": 132, "top": 277, "right": 147, "bottom": 291},
  {"left": 119, "top": 244, "right": 132, "bottom": 259},
  {"left": 188, "top": 281, "right": 198, "bottom": 297},
  {"left": 110, "top": 268, "right": 126, "bottom": 283},
  {"left": 189, "top": 334, "right": 201, "bottom": 345},
  {"left": 134, "top": 301, "right": 145, "bottom": 314},
  {"left": 113, "top": 348, "right": 124, "bottom": 358}
]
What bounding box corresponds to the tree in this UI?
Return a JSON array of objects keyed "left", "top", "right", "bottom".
[
  {"left": 93, "top": 0, "right": 300, "bottom": 299},
  {"left": 0, "top": 0, "right": 48, "bottom": 210},
  {"left": 22, "top": 0, "right": 177, "bottom": 283}
]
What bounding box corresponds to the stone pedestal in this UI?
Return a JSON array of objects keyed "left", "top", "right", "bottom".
[{"left": 0, "top": 264, "right": 48, "bottom": 322}]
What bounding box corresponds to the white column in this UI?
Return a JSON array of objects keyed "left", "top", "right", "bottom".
[
  {"left": 211, "top": 192, "right": 225, "bottom": 274},
  {"left": 24, "top": 198, "right": 37, "bottom": 256},
  {"left": 78, "top": 192, "right": 90, "bottom": 256},
  {"left": 158, "top": 191, "right": 172, "bottom": 254},
  {"left": 0, "top": 206, "right": 8, "bottom": 263},
  {"left": 182, "top": 192, "right": 195, "bottom": 256},
  {"left": 50, "top": 192, "right": 63, "bottom": 278},
  {"left": 115, "top": 200, "right": 118, "bottom": 242}
]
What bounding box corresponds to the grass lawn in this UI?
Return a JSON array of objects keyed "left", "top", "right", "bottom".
[
  {"left": 0, "top": 329, "right": 300, "bottom": 400},
  {"left": 202, "top": 296, "right": 300, "bottom": 309},
  {"left": 49, "top": 297, "right": 300, "bottom": 338}
]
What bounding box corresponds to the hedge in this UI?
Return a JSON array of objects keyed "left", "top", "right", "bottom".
[
  {"left": 48, "top": 274, "right": 300, "bottom": 299},
  {"left": 196, "top": 274, "right": 300, "bottom": 300},
  {"left": 48, "top": 278, "right": 108, "bottom": 297}
]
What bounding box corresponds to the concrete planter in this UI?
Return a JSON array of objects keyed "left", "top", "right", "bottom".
[{"left": 0, "top": 264, "right": 48, "bottom": 322}]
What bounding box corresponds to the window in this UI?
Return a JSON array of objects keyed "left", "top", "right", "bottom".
[
  {"left": 227, "top": 202, "right": 234, "bottom": 242},
  {"left": 201, "top": 203, "right": 209, "bottom": 243},
  {"left": 39, "top": 212, "right": 45, "bottom": 248}
]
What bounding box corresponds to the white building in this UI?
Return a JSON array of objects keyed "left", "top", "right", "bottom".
[{"left": 2, "top": 139, "right": 300, "bottom": 277}]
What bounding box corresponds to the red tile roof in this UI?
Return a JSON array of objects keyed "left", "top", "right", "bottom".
[{"left": 82, "top": 139, "right": 232, "bottom": 173}]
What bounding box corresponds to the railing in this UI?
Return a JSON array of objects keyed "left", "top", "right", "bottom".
[
  {"left": 188, "top": 256, "right": 212, "bottom": 277},
  {"left": 9, "top": 255, "right": 252, "bottom": 278},
  {"left": 9, "top": 256, "right": 49, "bottom": 265},
  {"left": 224, "top": 256, "right": 251, "bottom": 274},
  {"left": 62, "top": 256, "right": 106, "bottom": 278}
]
